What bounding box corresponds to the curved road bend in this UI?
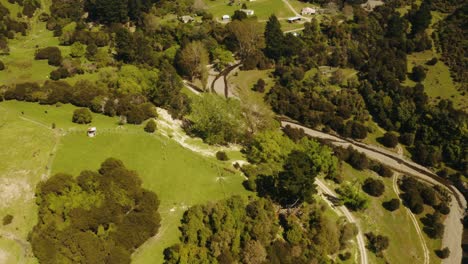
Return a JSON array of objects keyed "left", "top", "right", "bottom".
[{"left": 281, "top": 120, "right": 466, "bottom": 264}]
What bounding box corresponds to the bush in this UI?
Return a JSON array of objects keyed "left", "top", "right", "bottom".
[
  {"left": 426, "top": 57, "right": 438, "bottom": 66},
  {"left": 380, "top": 132, "right": 399, "bottom": 148},
  {"left": 435, "top": 247, "right": 450, "bottom": 259},
  {"left": 144, "top": 119, "right": 157, "bottom": 133},
  {"left": 35, "top": 47, "right": 62, "bottom": 66},
  {"left": 253, "top": 78, "right": 266, "bottom": 93},
  {"left": 399, "top": 133, "right": 415, "bottom": 146},
  {"left": 338, "top": 252, "right": 351, "bottom": 261},
  {"left": 216, "top": 151, "right": 229, "bottom": 161},
  {"left": 2, "top": 214, "right": 13, "bottom": 225},
  {"left": 376, "top": 164, "right": 394, "bottom": 178},
  {"left": 0, "top": 60, "right": 4, "bottom": 71},
  {"left": 282, "top": 125, "right": 305, "bottom": 142},
  {"left": 362, "top": 178, "right": 385, "bottom": 197},
  {"left": 72, "top": 108, "right": 92, "bottom": 124},
  {"left": 382, "top": 199, "right": 400, "bottom": 211},
  {"left": 436, "top": 202, "right": 450, "bottom": 215},
  {"left": 365, "top": 232, "right": 389, "bottom": 255},
  {"left": 411, "top": 65, "right": 426, "bottom": 82}
]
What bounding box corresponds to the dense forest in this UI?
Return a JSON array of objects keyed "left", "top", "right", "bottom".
[
  {"left": 164, "top": 196, "right": 357, "bottom": 264},
  {"left": 30, "top": 158, "right": 161, "bottom": 264}
]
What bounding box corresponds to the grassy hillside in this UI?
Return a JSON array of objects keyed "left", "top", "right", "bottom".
[{"left": 0, "top": 100, "right": 249, "bottom": 263}]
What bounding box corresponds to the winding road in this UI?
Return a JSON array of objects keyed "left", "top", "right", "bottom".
[{"left": 281, "top": 120, "right": 466, "bottom": 264}]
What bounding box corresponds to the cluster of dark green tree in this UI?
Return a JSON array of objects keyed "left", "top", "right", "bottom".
[
  {"left": 29, "top": 158, "right": 161, "bottom": 264},
  {"left": 241, "top": 131, "right": 338, "bottom": 205},
  {"left": 164, "top": 196, "right": 357, "bottom": 264},
  {"left": 334, "top": 146, "right": 393, "bottom": 178},
  {"left": 1, "top": 63, "right": 189, "bottom": 122},
  {"left": 434, "top": 3, "right": 467, "bottom": 84},
  {"left": 398, "top": 176, "right": 451, "bottom": 239},
  {"left": 0, "top": 2, "right": 28, "bottom": 54},
  {"left": 261, "top": 2, "right": 467, "bottom": 185},
  {"left": 264, "top": 17, "right": 371, "bottom": 140},
  {"left": 7, "top": 0, "right": 41, "bottom": 17}
]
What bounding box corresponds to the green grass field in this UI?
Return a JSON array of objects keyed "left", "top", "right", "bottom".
[
  {"left": 324, "top": 163, "right": 438, "bottom": 264},
  {"left": 405, "top": 50, "right": 466, "bottom": 109},
  {"left": 0, "top": 100, "right": 249, "bottom": 263},
  {"left": 202, "top": 0, "right": 294, "bottom": 21}
]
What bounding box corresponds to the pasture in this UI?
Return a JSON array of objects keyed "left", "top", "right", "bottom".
[
  {"left": 0, "top": 100, "right": 249, "bottom": 263},
  {"left": 202, "top": 0, "right": 294, "bottom": 21}
]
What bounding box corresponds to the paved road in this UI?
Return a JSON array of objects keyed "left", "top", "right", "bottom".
[
  {"left": 282, "top": 120, "right": 466, "bottom": 264},
  {"left": 316, "top": 179, "right": 368, "bottom": 264}
]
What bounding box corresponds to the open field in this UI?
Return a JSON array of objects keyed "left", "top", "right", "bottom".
[
  {"left": 202, "top": 0, "right": 294, "bottom": 21},
  {"left": 324, "top": 163, "right": 438, "bottom": 264},
  {"left": 404, "top": 50, "right": 466, "bottom": 109},
  {"left": 0, "top": 0, "right": 69, "bottom": 86},
  {"left": 0, "top": 100, "right": 249, "bottom": 263}
]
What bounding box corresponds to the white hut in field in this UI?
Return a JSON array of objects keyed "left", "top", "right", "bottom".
[
  {"left": 240, "top": 9, "right": 255, "bottom": 16},
  {"left": 222, "top": 14, "right": 230, "bottom": 21},
  {"left": 87, "top": 127, "right": 97, "bottom": 137},
  {"left": 287, "top": 16, "right": 302, "bottom": 23},
  {"left": 301, "top": 7, "right": 316, "bottom": 15}
]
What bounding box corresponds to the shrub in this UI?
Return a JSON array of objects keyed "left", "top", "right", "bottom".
[
  {"left": 436, "top": 202, "right": 450, "bottom": 215},
  {"left": 399, "top": 132, "right": 415, "bottom": 146},
  {"left": 282, "top": 125, "right": 305, "bottom": 142},
  {"left": 365, "top": 232, "right": 389, "bottom": 255},
  {"left": 35, "top": 47, "right": 62, "bottom": 66},
  {"left": 382, "top": 199, "right": 400, "bottom": 211},
  {"left": 144, "top": 119, "right": 157, "bottom": 133},
  {"left": 216, "top": 151, "right": 229, "bottom": 161},
  {"left": 72, "top": 108, "right": 92, "bottom": 124},
  {"left": 70, "top": 42, "right": 86, "bottom": 58},
  {"left": 362, "top": 178, "right": 385, "bottom": 197},
  {"left": 435, "top": 247, "right": 450, "bottom": 259},
  {"left": 411, "top": 65, "right": 426, "bottom": 82},
  {"left": 0, "top": 60, "right": 4, "bottom": 71},
  {"left": 2, "top": 214, "right": 13, "bottom": 225},
  {"left": 338, "top": 252, "right": 351, "bottom": 261},
  {"left": 380, "top": 132, "right": 399, "bottom": 148},
  {"left": 253, "top": 79, "right": 266, "bottom": 93},
  {"left": 376, "top": 164, "right": 394, "bottom": 178},
  {"left": 426, "top": 57, "right": 438, "bottom": 66}
]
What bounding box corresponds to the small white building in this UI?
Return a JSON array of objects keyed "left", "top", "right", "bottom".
[
  {"left": 301, "top": 7, "right": 316, "bottom": 15},
  {"left": 240, "top": 9, "right": 254, "bottom": 16},
  {"left": 222, "top": 14, "right": 230, "bottom": 21},
  {"left": 87, "top": 127, "right": 96, "bottom": 137},
  {"left": 287, "top": 16, "right": 302, "bottom": 23}
]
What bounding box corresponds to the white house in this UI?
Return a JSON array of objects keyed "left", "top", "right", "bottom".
[
  {"left": 87, "top": 127, "right": 97, "bottom": 137},
  {"left": 287, "top": 16, "right": 302, "bottom": 23},
  {"left": 222, "top": 14, "right": 230, "bottom": 21},
  {"left": 240, "top": 9, "right": 254, "bottom": 16},
  {"left": 301, "top": 7, "right": 316, "bottom": 15}
]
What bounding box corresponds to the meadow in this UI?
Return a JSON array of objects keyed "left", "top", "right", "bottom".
[
  {"left": 202, "top": 0, "right": 294, "bottom": 21},
  {"left": 0, "top": 100, "right": 249, "bottom": 263}
]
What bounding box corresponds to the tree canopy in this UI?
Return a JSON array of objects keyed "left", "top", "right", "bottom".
[{"left": 30, "top": 158, "right": 161, "bottom": 264}]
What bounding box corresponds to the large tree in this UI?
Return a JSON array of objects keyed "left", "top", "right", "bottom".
[
  {"left": 264, "top": 15, "right": 285, "bottom": 60},
  {"left": 187, "top": 94, "right": 246, "bottom": 145},
  {"left": 176, "top": 41, "right": 209, "bottom": 89}
]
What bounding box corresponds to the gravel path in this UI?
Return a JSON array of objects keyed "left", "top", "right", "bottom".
[{"left": 316, "top": 179, "right": 368, "bottom": 264}]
